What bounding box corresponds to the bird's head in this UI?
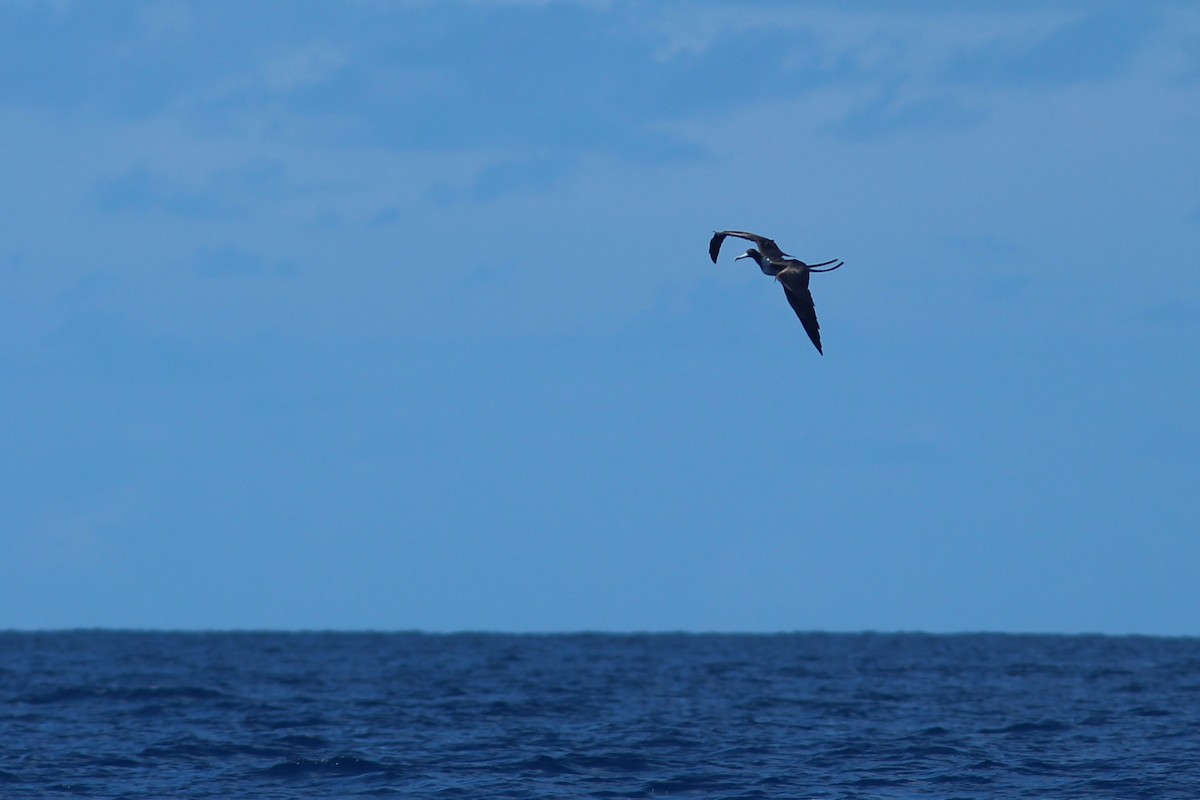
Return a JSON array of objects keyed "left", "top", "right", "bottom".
[{"left": 735, "top": 248, "right": 762, "bottom": 265}]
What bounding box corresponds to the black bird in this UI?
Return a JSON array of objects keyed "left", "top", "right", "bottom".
[{"left": 708, "top": 230, "right": 843, "bottom": 354}]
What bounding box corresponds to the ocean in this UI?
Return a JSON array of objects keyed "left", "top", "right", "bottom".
[{"left": 2, "top": 631, "right": 1198, "bottom": 798}]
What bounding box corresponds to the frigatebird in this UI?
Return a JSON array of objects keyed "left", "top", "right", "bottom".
[{"left": 708, "top": 230, "right": 843, "bottom": 354}]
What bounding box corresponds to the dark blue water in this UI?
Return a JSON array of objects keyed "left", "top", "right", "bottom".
[{"left": 2, "top": 632, "right": 1198, "bottom": 798}]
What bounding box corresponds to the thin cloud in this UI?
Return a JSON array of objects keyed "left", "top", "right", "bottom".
[
  {"left": 832, "top": 89, "right": 984, "bottom": 139},
  {"left": 189, "top": 244, "right": 300, "bottom": 279},
  {"left": 259, "top": 43, "right": 349, "bottom": 93},
  {"left": 92, "top": 165, "right": 237, "bottom": 218},
  {"left": 946, "top": 8, "right": 1160, "bottom": 88},
  {"left": 91, "top": 160, "right": 293, "bottom": 219}
]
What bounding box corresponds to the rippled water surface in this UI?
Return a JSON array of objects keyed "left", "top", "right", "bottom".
[{"left": 2, "top": 631, "right": 1199, "bottom": 798}]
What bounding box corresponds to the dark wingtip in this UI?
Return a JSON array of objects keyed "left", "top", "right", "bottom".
[{"left": 708, "top": 232, "right": 723, "bottom": 263}]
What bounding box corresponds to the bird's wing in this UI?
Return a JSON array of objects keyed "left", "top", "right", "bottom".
[
  {"left": 709, "top": 230, "right": 784, "bottom": 262},
  {"left": 708, "top": 232, "right": 730, "bottom": 263},
  {"left": 780, "top": 274, "right": 823, "bottom": 355}
]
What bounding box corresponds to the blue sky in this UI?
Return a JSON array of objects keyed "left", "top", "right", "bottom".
[{"left": 2, "top": 1, "right": 1198, "bottom": 634}]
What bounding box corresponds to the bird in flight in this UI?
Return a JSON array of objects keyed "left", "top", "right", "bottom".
[{"left": 708, "top": 230, "right": 843, "bottom": 354}]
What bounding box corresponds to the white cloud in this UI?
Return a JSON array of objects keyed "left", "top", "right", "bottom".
[
  {"left": 645, "top": 5, "right": 1077, "bottom": 73},
  {"left": 138, "top": 1, "right": 192, "bottom": 40},
  {"left": 259, "top": 42, "right": 349, "bottom": 93}
]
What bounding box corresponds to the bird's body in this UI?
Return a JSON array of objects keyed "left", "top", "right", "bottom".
[{"left": 708, "top": 230, "right": 843, "bottom": 355}]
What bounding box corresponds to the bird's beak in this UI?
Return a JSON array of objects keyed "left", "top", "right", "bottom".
[{"left": 734, "top": 252, "right": 750, "bottom": 261}]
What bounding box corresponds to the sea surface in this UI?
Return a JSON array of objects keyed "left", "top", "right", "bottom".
[{"left": 2, "top": 631, "right": 1198, "bottom": 799}]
